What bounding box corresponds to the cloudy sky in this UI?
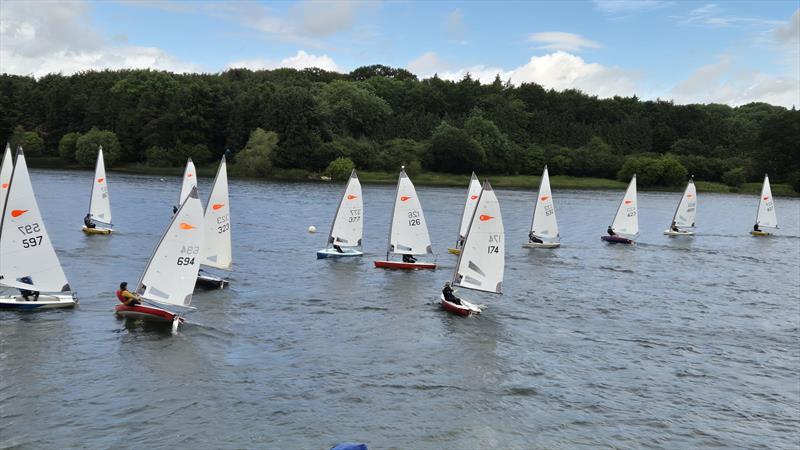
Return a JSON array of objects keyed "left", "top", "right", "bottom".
[{"left": 1, "top": 0, "right": 798, "bottom": 107}]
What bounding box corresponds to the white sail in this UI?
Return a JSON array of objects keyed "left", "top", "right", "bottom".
[
  {"left": 453, "top": 181, "right": 504, "bottom": 294},
  {"left": 610, "top": 175, "right": 638, "bottom": 237},
  {"left": 178, "top": 158, "right": 197, "bottom": 206},
  {"left": 200, "top": 156, "right": 232, "bottom": 270},
  {"left": 529, "top": 166, "right": 559, "bottom": 242},
  {"left": 671, "top": 179, "right": 697, "bottom": 229},
  {"left": 0, "top": 148, "right": 71, "bottom": 292},
  {"left": 755, "top": 174, "right": 778, "bottom": 228},
  {"left": 327, "top": 169, "right": 363, "bottom": 248},
  {"left": 388, "top": 169, "right": 432, "bottom": 255},
  {"left": 0, "top": 143, "right": 12, "bottom": 213},
  {"left": 88, "top": 146, "right": 112, "bottom": 225},
  {"left": 455, "top": 172, "right": 482, "bottom": 247},
  {"left": 137, "top": 186, "right": 204, "bottom": 307}
]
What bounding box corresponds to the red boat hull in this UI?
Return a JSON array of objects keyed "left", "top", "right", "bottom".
[
  {"left": 374, "top": 260, "right": 437, "bottom": 270},
  {"left": 441, "top": 298, "right": 472, "bottom": 317},
  {"left": 115, "top": 304, "right": 184, "bottom": 324}
]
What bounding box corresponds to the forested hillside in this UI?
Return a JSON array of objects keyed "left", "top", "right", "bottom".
[{"left": 1, "top": 65, "right": 797, "bottom": 190}]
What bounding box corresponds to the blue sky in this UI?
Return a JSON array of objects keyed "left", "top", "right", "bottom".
[{"left": 1, "top": 0, "right": 798, "bottom": 106}]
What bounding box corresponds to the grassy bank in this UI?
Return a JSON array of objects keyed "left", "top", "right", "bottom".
[{"left": 26, "top": 157, "right": 798, "bottom": 197}]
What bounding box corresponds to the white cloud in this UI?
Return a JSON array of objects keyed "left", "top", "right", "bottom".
[
  {"left": 528, "top": 32, "right": 601, "bottom": 52},
  {"left": 291, "top": 0, "right": 359, "bottom": 37},
  {"left": 228, "top": 50, "right": 339, "bottom": 72},
  {"left": 670, "top": 3, "right": 782, "bottom": 28},
  {"left": 446, "top": 8, "right": 466, "bottom": 43},
  {"left": 775, "top": 9, "right": 800, "bottom": 43},
  {"left": 593, "top": 0, "right": 674, "bottom": 17},
  {"left": 669, "top": 57, "right": 799, "bottom": 107},
  {"left": 0, "top": 0, "right": 196, "bottom": 76},
  {"left": 407, "top": 51, "right": 640, "bottom": 99}
]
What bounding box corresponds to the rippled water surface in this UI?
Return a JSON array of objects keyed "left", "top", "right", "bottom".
[{"left": 1, "top": 169, "right": 799, "bottom": 449}]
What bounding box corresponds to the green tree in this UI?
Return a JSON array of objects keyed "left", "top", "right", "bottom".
[
  {"left": 75, "top": 128, "right": 121, "bottom": 167},
  {"left": 325, "top": 157, "right": 355, "bottom": 180},
  {"left": 10, "top": 126, "right": 45, "bottom": 156},
  {"left": 230, "top": 128, "right": 277, "bottom": 177},
  {"left": 58, "top": 131, "right": 81, "bottom": 161},
  {"left": 320, "top": 80, "right": 392, "bottom": 137},
  {"left": 721, "top": 167, "right": 746, "bottom": 187},
  {"left": 428, "top": 121, "right": 485, "bottom": 173},
  {"left": 464, "top": 111, "right": 513, "bottom": 173},
  {"left": 145, "top": 146, "right": 174, "bottom": 167}
]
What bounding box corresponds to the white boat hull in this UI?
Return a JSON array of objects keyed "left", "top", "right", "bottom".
[
  {"left": 0, "top": 294, "right": 77, "bottom": 310},
  {"left": 522, "top": 241, "right": 560, "bottom": 249},
  {"left": 663, "top": 229, "right": 694, "bottom": 236},
  {"left": 317, "top": 248, "right": 363, "bottom": 259},
  {"left": 439, "top": 293, "right": 483, "bottom": 316}
]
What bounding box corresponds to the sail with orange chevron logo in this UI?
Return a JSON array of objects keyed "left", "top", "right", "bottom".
[
  {"left": 387, "top": 168, "right": 432, "bottom": 256},
  {"left": 0, "top": 147, "right": 71, "bottom": 293},
  {"left": 529, "top": 165, "right": 559, "bottom": 243},
  {"left": 452, "top": 180, "right": 504, "bottom": 294},
  {"left": 137, "top": 186, "right": 204, "bottom": 307},
  {"left": 327, "top": 168, "right": 363, "bottom": 249},
  {"left": 755, "top": 174, "right": 778, "bottom": 229},
  {"left": 200, "top": 156, "right": 232, "bottom": 270}
]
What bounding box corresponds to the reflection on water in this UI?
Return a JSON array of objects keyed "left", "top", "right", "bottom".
[{"left": 1, "top": 168, "right": 798, "bottom": 449}]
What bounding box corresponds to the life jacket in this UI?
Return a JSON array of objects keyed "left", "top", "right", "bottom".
[{"left": 115, "top": 289, "right": 126, "bottom": 303}]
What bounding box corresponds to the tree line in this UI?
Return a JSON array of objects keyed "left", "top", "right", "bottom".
[{"left": 0, "top": 65, "right": 797, "bottom": 190}]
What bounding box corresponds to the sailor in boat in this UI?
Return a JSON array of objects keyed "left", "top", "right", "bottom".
[
  {"left": 402, "top": 254, "right": 417, "bottom": 263},
  {"left": 18, "top": 276, "right": 39, "bottom": 302},
  {"left": 457, "top": 236, "right": 465, "bottom": 248},
  {"left": 528, "top": 231, "right": 543, "bottom": 244},
  {"left": 172, "top": 205, "right": 178, "bottom": 215},
  {"left": 442, "top": 282, "right": 461, "bottom": 305},
  {"left": 607, "top": 226, "right": 616, "bottom": 236},
  {"left": 670, "top": 221, "right": 679, "bottom": 232},
  {"left": 753, "top": 223, "right": 761, "bottom": 233},
  {"left": 84, "top": 213, "right": 96, "bottom": 229},
  {"left": 333, "top": 244, "right": 344, "bottom": 253},
  {"left": 116, "top": 282, "right": 142, "bottom": 306}
]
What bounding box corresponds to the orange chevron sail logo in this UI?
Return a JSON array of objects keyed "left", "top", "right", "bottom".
[
  {"left": 624, "top": 200, "right": 633, "bottom": 205},
  {"left": 212, "top": 203, "right": 225, "bottom": 210},
  {"left": 1, "top": 183, "right": 8, "bottom": 189},
  {"left": 11, "top": 209, "right": 28, "bottom": 217},
  {"left": 763, "top": 195, "right": 769, "bottom": 200},
  {"left": 479, "top": 214, "right": 494, "bottom": 221},
  {"left": 179, "top": 222, "right": 197, "bottom": 230},
  {"left": 347, "top": 194, "right": 358, "bottom": 200},
  {"left": 470, "top": 195, "right": 478, "bottom": 200},
  {"left": 400, "top": 196, "right": 411, "bottom": 202},
  {"left": 540, "top": 195, "right": 550, "bottom": 201},
  {"left": 187, "top": 173, "right": 194, "bottom": 178},
  {"left": 97, "top": 178, "right": 104, "bottom": 183}
]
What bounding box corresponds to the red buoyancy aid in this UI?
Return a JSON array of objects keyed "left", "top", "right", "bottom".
[{"left": 116, "top": 289, "right": 126, "bottom": 303}]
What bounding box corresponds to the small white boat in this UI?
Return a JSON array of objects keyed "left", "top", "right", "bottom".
[
  {"left": 750, "top": 174, "right": 778, "bottom": 236},
  {"left": 196, "top": 156, "right": 232, "bottom": 289},
  {"left": 317, "top": 169, "right": 363, "bottom": 259},
  {"left": 522, "top": 166, "right": 560, "bottom": 249},
  {"left": 0, "top": 147, "right": 77, "bottom": 310},
  {"left": 602, "top": 174, "right": 638, "bottom": 245},
  {"left": 116, "top": 186, "right": 204, "bottom": 330},
  {"left": 440, "top": 180, "right": 504, "bottom": 317},
  {"left": 664, "top": 178, "right": 696, "bottom": 236},
  {"left": 82, "top": 146, "right": 114, "bottom": 234},
  {"left": 374, "top": 167, "right": 436, "bottom": 270},
  {"left": 448, "top": 172, "right": 481, "bottom": 255}
]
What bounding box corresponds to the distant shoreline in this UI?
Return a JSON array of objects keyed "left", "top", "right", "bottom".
[{"left": 27, "top": 157, "right": 799, "bottom": 197}]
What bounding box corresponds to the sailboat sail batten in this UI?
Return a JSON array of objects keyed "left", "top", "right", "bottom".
[
  {"left": 0, "top": 149, "right": 70, "bottom": 292},
  {"left": 200, "top": 156, "right": 232, "bottom": 269},
  {"left": 137, "top": 186, "right": 204, "bottom": 307},
  {"left": 610, "top": 175, "right": 638, "bottom": 237},
  {"left": 530, "top": 166, "right": 559, "bottom": 241},
  {"left": 452, "top": 181, "right": 504, "bottom": 294},
  {"left": 388, "top": 169, "right": 432, "bottom": 255},
  {"left": 328, "top": 169, "right": 363, "bottom": 248}
]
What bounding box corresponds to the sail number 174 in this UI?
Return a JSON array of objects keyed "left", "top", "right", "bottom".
[{"left": 487, "top": 234, "right": 501, "bottom": 254}]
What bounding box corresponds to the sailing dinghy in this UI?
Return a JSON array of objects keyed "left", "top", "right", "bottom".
[
  {"left": 750, "top": 174, "right": 778, "bottom": 236},
  {"left": 317, "top": 169, "right": 363, "bottom": 259},
  {"left": 0, "top": 143, "right": 12, "bottom": 211},
  {"left": 601, "top": 174, "right": 638, "bottom": 245},
  {"left": 82, "top": 146, "right": 114, "bottom": 235},
  {"left": 441, "top": 180, "right": 504, "bottom": 316},
  {"left": 196, "top": 156, "right": 232, "bottom": 288},
  {"left": 374, "top": 167, "right": 436, "bottom": 270},
  {"left": 116, "top": 186, "right": 204, "bottom": 330},
  {"left": 664, "top": 178, "right": 696, "bottom": 236},
  {"left": 447, "top": 172, "right": 481, "bottom": 255},
  {"left": 0, "top": 147, "right": 77, "bottom": 309},
  {"left": 522, "top": 166, "right": 560, "bottom": 248}
]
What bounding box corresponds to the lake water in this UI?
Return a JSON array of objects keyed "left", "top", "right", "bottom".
[{"left": 1, "top": 169, "right": 799, "bottom": 449}]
